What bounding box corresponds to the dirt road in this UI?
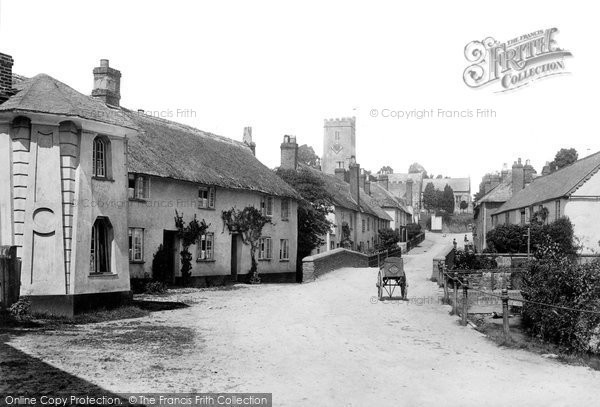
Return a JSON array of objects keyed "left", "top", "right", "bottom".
[{"left": 3, "top": 233, "right": 600, "bottom": 406}]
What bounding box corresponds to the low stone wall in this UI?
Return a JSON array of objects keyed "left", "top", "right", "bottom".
[
  {"left": 456, "top": 268, "right": 525, "bottom": 290},
  {"left": 431, "top": 244, "right": 455, "bottom": 282},
  {"left": 302, "top": 248, "right": 369, "bottom": 282}
]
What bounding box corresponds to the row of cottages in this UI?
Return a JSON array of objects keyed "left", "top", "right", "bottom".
[
  {"left": 279, "top": 136, "right": 408, "bottom": 254},
  {"left": 472, "top": 158, "right": 537, "bottom": 252},
  {"left": 490, "top": 152, "right": 600, "bottom": 254},
  {"left": 0, "top": 54, "right": 299, "bottom": 315}
]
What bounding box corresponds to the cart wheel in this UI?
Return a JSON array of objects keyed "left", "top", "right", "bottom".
[{"left": 377, "top": 271, "right": 384, "bottom": 300}]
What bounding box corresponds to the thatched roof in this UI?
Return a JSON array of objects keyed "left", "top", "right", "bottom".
[
  {"left": 369, "top": 182, "right": 411, "bottom": 214},
  {"left": 125, "top": 109, "right": 299, "bottom": 198},
  {"left": 0, "top": 74, "right": 137, "bottom": 129}
]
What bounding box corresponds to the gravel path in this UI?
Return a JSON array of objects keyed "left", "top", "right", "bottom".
[{"left": 3, "top": 233, "right": 600, "bottom": 406}]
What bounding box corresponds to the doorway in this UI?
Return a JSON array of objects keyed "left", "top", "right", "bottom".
[
  {"left": 162, "top": 230, "right": 178, "bottom": 284},
  {"left": 230, "top": 234, "right": 242, "bottom": 280}
]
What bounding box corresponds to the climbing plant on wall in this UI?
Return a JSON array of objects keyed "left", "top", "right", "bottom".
[{"left": 174, "top": 210, "right": 209, "bottom": 286}]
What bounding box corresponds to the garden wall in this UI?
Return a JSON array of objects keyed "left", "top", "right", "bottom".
[{"left": 302, "top": 248, "right": 368, "bottom": 282}]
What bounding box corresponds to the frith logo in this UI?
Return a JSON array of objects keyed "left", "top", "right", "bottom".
[{"left": 463, "top": 28, "right": 572, "bottom": 92}]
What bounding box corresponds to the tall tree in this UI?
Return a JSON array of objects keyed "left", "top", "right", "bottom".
[
  {"left": 551, "top": 148, "right": 578, "bottom": 172},
  {"left": 441, "top": 184, "right": 455, "bottom": 214},
  {"left": 408, "top": 162, "right": 427, "bottom": 175},
  {"left": 275, "top": 168, "right": 334, "bottom": 278},
  {"left": 422, "top": 182, "right": 437, "bottom": 211},
  {"left": 297, "top": 144, "right": 320, "bottom": 169}
]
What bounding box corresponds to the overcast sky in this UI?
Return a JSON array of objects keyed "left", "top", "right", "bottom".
[{"left": 1, "top": 0, "right": 597, "bottom": 192}]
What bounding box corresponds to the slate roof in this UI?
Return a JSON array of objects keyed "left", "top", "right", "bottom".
[
  {"left": 477, "top": 179, "right": 512, "bottom": 204},
  {"left": 300, "top": 165, "right": 392, "bottom": 221},
  {"left": 0, "top": 74, "right": 137, "bottom": 129},
  {"left": 495, "top": 151, "right": 600, "bottom": 214},
  {"left": 369, "top": 182, "right": 410, "bottom": 214},
  {"left": 124, "top": 109, "right": 299, "bottom": 199}
]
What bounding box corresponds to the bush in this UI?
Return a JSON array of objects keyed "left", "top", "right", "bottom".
[
  {"left": 376, "top": 228, "right": 400, "bottom": 251},
  {"left": 9, "top": 298, "right": 31, "bottom": 320},
  {"left": 486, "top": 217, "right": 578, "bottom": 255},
  {"left": 144, "top": 281, "right": 168, "bottom": 294},
  {"left": 522, "top": 256, "right": 600, "bottom": 353},
  {"left": 453, "top": 250, "right": 497, "bottom": 270}
]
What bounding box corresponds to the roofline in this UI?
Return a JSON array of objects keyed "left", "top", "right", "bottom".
[{"left": 128, "top": 171, "right": 300, "bottom": 200}]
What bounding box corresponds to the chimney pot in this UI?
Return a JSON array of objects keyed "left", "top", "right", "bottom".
[
  {"left": 100, "top": 59, "right": 109, "bottom": 68},
  {"left": 92, "top": 59, "right": 121, "bottom": 106},
  {"left": 280, "top": 134, "right": 298, "bottom": 170}
]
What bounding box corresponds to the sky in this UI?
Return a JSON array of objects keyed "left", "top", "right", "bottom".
[{"left": 1, "top": 0, "right": 598, "bottom": 194}]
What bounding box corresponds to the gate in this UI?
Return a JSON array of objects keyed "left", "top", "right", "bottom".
[{"left": 0, "top": 246, "right": 21, "bottom": 310}]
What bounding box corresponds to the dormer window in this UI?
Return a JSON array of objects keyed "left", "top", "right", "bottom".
[
  {"left": 128, "top": 174, "right": 150, "bottom": 200},
  {"left": 261, "top": 196, "right": 273, "bottom": 217},
  {"left": 198, "top": 186, "right": 216, "bottom": 209}
]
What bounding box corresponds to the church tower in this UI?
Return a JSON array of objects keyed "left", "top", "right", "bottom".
[{"left": 322, "top": 117, "right": 356, "bottom": 175}]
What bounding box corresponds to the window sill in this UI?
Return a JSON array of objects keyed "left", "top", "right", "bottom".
[
  {"left": 89, "top": 273, "right": 118, "bottom": 278},
  {"left": 281, "top": 218, "right": 289, "bottom": 222},
  {"left": 258, "top": 258, "right": 272, "bottom": 262},
  {"left": 197, "top": 207, "right": 216, "bottom": 211},
  {"left": 92, "top": 176, "right": 115, "bottom": 182},
  {"left": 129, "top": 198, "right": 148, "bottom": 203},
  {"left": 129, "top": 261, "right": 145, "bottom": 264},
  {"left": 196, "top": 259, "right": 216, "bottom": 263},
  {"left": 279, "top": 259, "right": 289, "bottom": 262}
]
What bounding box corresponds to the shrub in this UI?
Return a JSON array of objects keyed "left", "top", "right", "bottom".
[
  {"left": 486, "top": 217, "right": 578, "bottom": 255},
  {"left": 9, "top": 298, "right": 31, "bottom": 320},
  {"left": 453, "top": 250, "right": 497, "bottom": 270},
  {"left": 376, "top": 228, "right": 400, "bottom": 251}
]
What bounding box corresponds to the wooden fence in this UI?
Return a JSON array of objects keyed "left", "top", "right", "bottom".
[
  {"left": 367, "top": 248, "right": 402, "bottom": 268},
  {"left": 0, "top": 246, "right": 21, "bottom": 310},
  {"left": 407, "top": 232, "right": 425, "bottom": 252}
]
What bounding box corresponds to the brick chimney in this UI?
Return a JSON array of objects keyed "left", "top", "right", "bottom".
[
  {"left": 0, "top": 53, "right": 15, "bottom": 104},
  {"left": 378, "top": 174, "right": 389, "bottom": 191},
  {"left": 334, "top": 168, "right": 346, "bottom": 182},
  {"left": 280, "top": 135, "right": 298, "bottom": 170},
  {"left": 365, "top": 179, "right": 371, "bottom": 195},
  {"left": 523, "top": 159, "right": 536, "bottom": 186},
  {"left": 406, "top": 179, "right": 413, "bottom": 206},
  {"left": 512, "top": 158, "right": 524, "bottom": 195},
  {"left": 243, "top": 127, "right": 256, "bottom": 155},
  {"left": 92, "top": 59, "right": 121, "bottom": 106},
  {"left": 348, "top": 157, "right": 360, "bottom": 204}
]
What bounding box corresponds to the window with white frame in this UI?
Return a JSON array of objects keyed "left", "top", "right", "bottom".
[
  {"left": 261, "top": 196, "right": 273, "bottom": 217},
  {"left": 258, "top": 237, "right": 272, "bottom": 259},
  {"left": 198, "top": 186, "right": 216, "bottom": 209},
  {"left": 555, "top": 200, "right": 561, "bottom": 219},
  {"left": 197, "top": 232, "right": 214, "bottom": 260},
  {"left": 92, "top": 136, "right": 109, "bottom": 178},
  {"left": 128, "top": 228, "right": 144, "bottom": 262},
  {"left": 128, "top": 174, "right": 150, "bottom": 200},
  {"left": 279, "top": 239, "right": 289, "bottom": 260},
  {"left": 281, "top": 199, "right": 290, "bottom": 220}
]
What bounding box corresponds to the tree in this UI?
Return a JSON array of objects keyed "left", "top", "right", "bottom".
[
  {"left": 441, "top": 184, "right": 455, "bottom": 214},
  {"left": 297, "top": 144, "right": 320, "bottom": 169},
  {"left": 422, "top": 182, "right": 437, "bottom": 211},
  {"left": 436, "top": 174, "right": 443, "bottom": 179},
  {"left": 221, "top": 206, "right": 271, "bottom": 284},
  {"left": 550, "top": 148, "right": 578, "bottom": 172},
  {"left": 275, "top": 168, "right": 334, "bottom": 277},
  {"left": 408, "top": 162, "right": 426, "bottom": 174},
  {"left": 174, "top": 211, "right": 209, "bottom": 285},
  {"left": 460, "top": 200, "right": 468, "bottom": 213},
  {"left": 378, "top": 165, "right": 393, "bottom": 175}
]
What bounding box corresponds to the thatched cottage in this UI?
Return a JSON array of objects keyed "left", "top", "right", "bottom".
[{"left": 0, "top": 54, "right": 299, "bottom": 315}]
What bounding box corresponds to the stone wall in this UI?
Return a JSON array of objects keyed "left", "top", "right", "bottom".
[{"left": 302, "top": 248, "right": 368, "bottom": 282}]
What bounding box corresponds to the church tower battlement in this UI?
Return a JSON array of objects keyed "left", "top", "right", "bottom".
[{"left": 322, "top": 116, "right": 356, "bottom": 175}]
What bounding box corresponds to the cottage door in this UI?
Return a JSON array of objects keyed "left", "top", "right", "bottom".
[
  {"left": 162, "top": 230, "right": 178, "bottom": 284},
  {"left": 230, "top": 234, "right": 241, "bottom": 281}
]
